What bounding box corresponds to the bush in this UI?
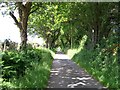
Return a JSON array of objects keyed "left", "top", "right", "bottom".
[
  {"left": 11, "top": 50, "right": 53, "bottom": 88},
  {"left": 1, "top": 48, "right": 53, "bottom": 89},
  {"left": 2, "top": 51, "right": 30, "bottom": 82}
]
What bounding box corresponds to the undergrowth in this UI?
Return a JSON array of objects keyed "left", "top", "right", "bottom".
[
  {"left": 0, "top": 47, "right": 53, "bottom": 89},
  {"left": 68, "top": 34, "right": 119, "bottom": 89},
  {"left": 72, "top": 48, "right": 118, "bottom": 89}
]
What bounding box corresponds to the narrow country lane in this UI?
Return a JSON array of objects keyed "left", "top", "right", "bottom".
[{"left": 47, "top": 52, "right": 108, "bottom": 89}]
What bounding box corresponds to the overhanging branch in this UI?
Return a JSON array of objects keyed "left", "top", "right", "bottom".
[
  {"left": 9, "top": 12, "right": 19, "bottom": 25},
  {"left": 9, "top": 11, "right": 23, "bottom": 30}
]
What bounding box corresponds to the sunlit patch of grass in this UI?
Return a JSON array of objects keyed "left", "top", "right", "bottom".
[
  {"left": 67, "top": 35, "right": 88, "bottom": 59},
  {"left": 67, "top": 49, "right": 78, "bottom": 59}
]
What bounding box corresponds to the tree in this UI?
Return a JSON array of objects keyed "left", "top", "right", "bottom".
[
  {"left": 28, "top": 2, "right": 70, "bottom": 49},
  {"left": 9, "top": 2, "right": 32, "bottom": 50}
]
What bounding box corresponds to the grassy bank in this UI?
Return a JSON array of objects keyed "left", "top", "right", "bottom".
[
  {"left": 72, "top": 48, "right": 118, "bottom": 89},
  {"left": 67, "top": 35, "right": 119, "bottom": 89}
]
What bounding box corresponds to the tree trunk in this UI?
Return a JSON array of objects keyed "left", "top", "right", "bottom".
[
  {"left": 10, "top": 2, "right": 32, "bottom": 50},
  {"left": 61, "top": 39, "right": 65, "bottom": 48},
  {"left": 46, "top": 35, "right": 49, "bottom": 48},
  {"left": 92, "top": 2, "right": 100, "bottom": 49},
  {"left": 49, "top": 29, "right": 60, "bottom": 49}
]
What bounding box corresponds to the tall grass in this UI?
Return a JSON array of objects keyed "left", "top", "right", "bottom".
[
  {"left": 11, "top": 56, "right": 53, "bottom": 88},
  {"left": 72, "top": 48, "right": 118, "bottom": 89}
]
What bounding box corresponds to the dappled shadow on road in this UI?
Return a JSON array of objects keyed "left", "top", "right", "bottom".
[{"left": 47, "top": 57, "right": 107, "bottom": 89}]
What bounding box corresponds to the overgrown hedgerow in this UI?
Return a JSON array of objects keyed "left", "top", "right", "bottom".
[
  {"left": 0, "top": 47, "right": 54, "bottom": 89},
  {"left": 71, "top": 34, "right": 119, "bottom": 89},
  {"left": 72, "top": 47, "right": 118, "bottom": 88}
]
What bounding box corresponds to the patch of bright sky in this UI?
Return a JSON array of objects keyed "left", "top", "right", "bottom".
[{"left": 0, "top": 8, "right": 44, "bottom": 45}]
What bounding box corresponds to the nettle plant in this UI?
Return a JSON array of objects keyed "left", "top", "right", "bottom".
[{"left": 2, "top": 51, "right": 31, "bottom": 82}]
